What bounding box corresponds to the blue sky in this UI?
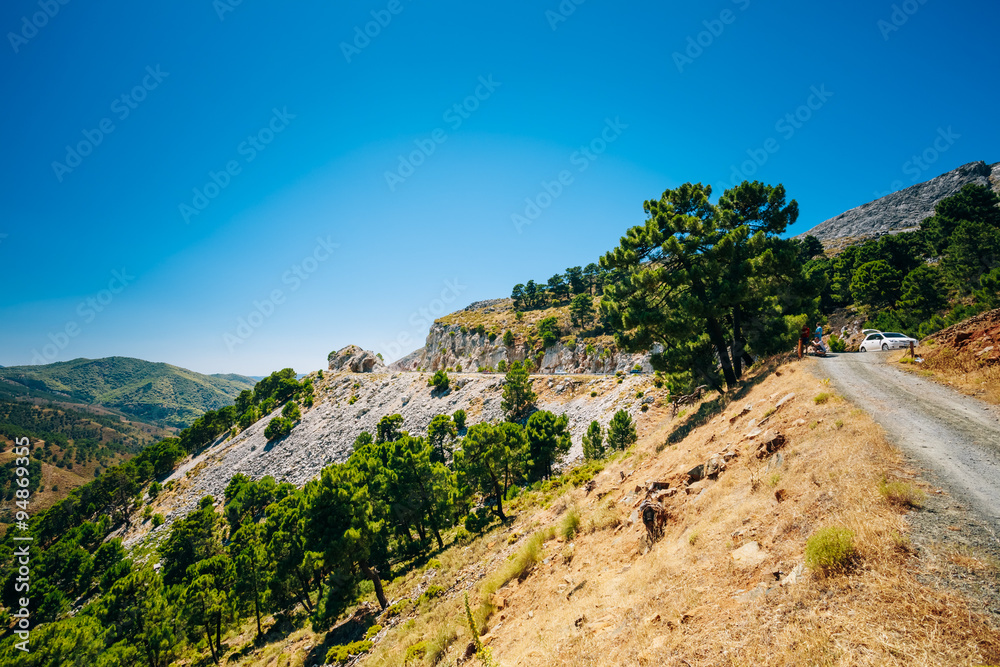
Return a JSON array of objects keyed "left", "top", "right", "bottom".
[{"left": 1, "top": 0, "right": 997, "bottom": 376}]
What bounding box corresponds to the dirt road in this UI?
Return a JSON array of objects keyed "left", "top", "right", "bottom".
[{"left": 817, "top": 351, "right": 1000, "bottom": 539}]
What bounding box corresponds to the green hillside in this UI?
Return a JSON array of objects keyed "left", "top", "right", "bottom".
[{"left": 0, "top": 357, "right": 256, "bottom": 428}]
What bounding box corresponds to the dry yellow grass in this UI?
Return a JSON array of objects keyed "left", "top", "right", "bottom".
[{"left": 894, "top": 346, "right": 1000, "bottom": 405}]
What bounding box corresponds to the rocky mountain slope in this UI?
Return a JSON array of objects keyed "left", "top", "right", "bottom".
[
  {"left": 125, "top": 365, "right": 669, "bottom": 550},
  {"left": 800, "top": 160, "right": 1000, "bottom": 243},
  {"left": 0, "top": 357, "right": 257, "bottom": 428}
]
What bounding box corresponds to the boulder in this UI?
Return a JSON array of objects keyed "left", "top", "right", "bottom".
[
  {"left": 328, "top": 345, "right": 386, "bottom": 374},
  {"left": 731, "top": 541, "right": 768, "bottom": 569},
  {"left": 754, "top": 431, "right": 786, "bottom": 459}
]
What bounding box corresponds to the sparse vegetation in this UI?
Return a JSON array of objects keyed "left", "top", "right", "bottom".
[
  {"left": 814, "top": 392, "right": 832, "bottom": 404},
  {"left": 878, "top": 478, "right": 926, "bottom": 509},
  {"left": 805, "top": 526, "right": 857, "bottom": 575}
]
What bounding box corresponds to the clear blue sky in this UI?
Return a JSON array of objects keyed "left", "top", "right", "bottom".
[{"left": 1, "top": 0, "right": 997, "bottom": 376}]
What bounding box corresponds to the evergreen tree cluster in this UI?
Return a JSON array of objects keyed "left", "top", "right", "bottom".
[{"left": 805, "top": 183, "right": 1000, "bottom": 337}]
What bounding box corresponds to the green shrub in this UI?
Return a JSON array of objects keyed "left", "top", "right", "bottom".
[
  {"left": 878, "top": 478, "right": 926, "bottom": 509},
  {"left": 453, "top": 409, "right": 466, "bottom": 431},
  {"left": 264, "top": 416, "right": 293, "bottom": 441},
  {"left": 348, "top": 395, "right": 358, "bottom": 405},
  {"left": 418, "top": 585, "right": 445, "bottom": 606},
  {"left": 497, "top": 360, "right": 507, "bottom": 372},
  {"left": 429, "top": 370, "right": 450, "bottom": 391},
  {"left": 405, "top": 641, "right": 429, "bottom": 663},
  {"left": 538, "top": 317, "right": 560, "bottom": 347},
  {"left": 635, "top": 390, "right": 644, "bottom": 398},
  {"left": 813, "top": 392, "right": 832, "bottom": 405},
  {"left": 829, "top": 334, "right": 847, "bottom": 353},
  {"left": 386, "top": 600, "right": 410, "bottom": 617},
  {"left": 805, "top": 526, "right": 856, "bottom": 575},
  {"left": 148, "top": 481, "right": 161, "bottom": 499},
  {"left": 590, "top": 390, "right": 597, "bottom": 397},
  {"left": 281, "top": 401, "right": 301, "bottom": 420},
  {"left": 152, "top": 513, "right": 164, "bottom": 528},
  {"left": 364, "top": 624, "right": 382, "bottom": 640},
  {"left": 561, "top": 506, "right": 581, "bottom": 541},
  {"left": 326, "top": 640, "right": 373, "bottom": 664}
]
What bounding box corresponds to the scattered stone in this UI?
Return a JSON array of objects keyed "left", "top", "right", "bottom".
[
  {"left": 781, "top": 563, "right": 805, "bottom": 586},
  {"left": 731, "top": 541, "right": 768, "bottom": 569},
  {"left": 775, "top": 393, "right": 796, "bottom": 410},
  {"left": 754, "top": 431, "right": 787, "bottom": 459}
]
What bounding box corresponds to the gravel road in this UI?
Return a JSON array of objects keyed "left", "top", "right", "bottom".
[{"left": 817, "top": 351, "right": 1000, "bottom": 539}]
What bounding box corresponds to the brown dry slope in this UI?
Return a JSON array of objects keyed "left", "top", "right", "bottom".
[
  {"left": 342, "top": 358, "right": 1000, "bottom": 667},
  {"left": 471, "top": 360, "right": 999, "bottom": 666}
]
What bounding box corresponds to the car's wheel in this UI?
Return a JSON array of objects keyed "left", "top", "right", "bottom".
[
  {"left": 882, "top": 343, "right": 889, "bottom": 351},
  {"left": 860, "top": 345, "right": 867, "bottom": 352}
]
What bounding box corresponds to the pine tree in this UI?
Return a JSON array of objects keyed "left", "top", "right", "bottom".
[
  {"left": 607, "top": 410, "right": 637, "bottom": 451},
  {"left": 501, "top": 361, "right": 536, "bottom": 421},
  {"left": 525, "top": 411, "right": 571, "bottom": 481},
  {"left": 600, "top": 181, "right": 807, "bottom": 391},
  {"left": 582, "top": 421, "right": 605, "bottom": 460}
]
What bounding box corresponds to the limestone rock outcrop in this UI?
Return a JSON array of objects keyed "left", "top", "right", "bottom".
[
  {"left": 328, "top": 345, "right": 385, "bottom": 374},
  {"left": 389, "top": 322, "right": 656, "bottom": 375}
]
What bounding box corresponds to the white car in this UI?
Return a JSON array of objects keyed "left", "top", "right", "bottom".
[{"left": 859, "top": 331, "right": 917, "bottom": 352}]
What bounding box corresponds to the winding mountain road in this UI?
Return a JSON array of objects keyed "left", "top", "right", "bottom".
[{"left": 818, "top": 351, "right": 1000, "bottom": 539}]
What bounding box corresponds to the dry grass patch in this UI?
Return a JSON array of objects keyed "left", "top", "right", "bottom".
[{"left": 895, "top": 347, "right": 1000, "bottom": 405}]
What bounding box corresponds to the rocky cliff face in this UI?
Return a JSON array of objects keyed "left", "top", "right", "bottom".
[
  {"left": 390, "top": 322, "right": 656, "bottom": 375},
  {"left": 800, "top": 160, "right": 1000, "bottom": 242}
]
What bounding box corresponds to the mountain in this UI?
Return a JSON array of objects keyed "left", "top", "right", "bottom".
[
  {"left": 800, "top": 160, "right": 1000, "bottom": 243},
  {"left": 0, "top": 357, "right": 256, "bottom": 428}
]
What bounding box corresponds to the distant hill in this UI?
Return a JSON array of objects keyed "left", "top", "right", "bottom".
[
  {"left": 0, "top": 357, "right": 256, "bottom": 428},
  {"left": 800, "top": 160, "right": 1000, "bottom": 244},
  {"left": 0, "top": 396, "right": 171, "bottom": 520}
]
